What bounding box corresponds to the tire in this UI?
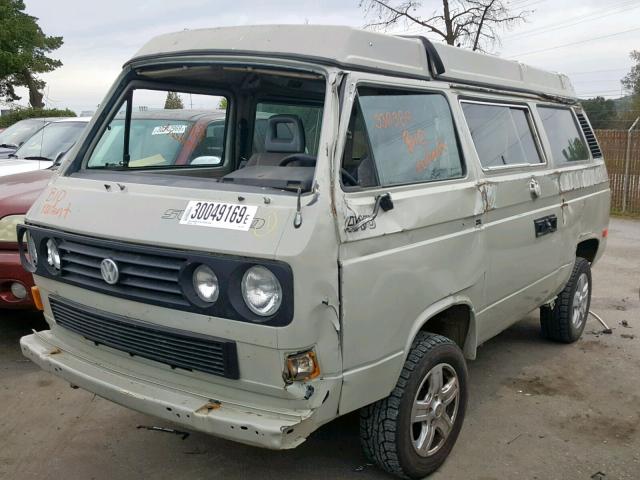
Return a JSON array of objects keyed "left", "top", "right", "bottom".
[
  {"left": 540, "top": 257, "right": 592, "bottom": 343},
  {"left": 360, "top": 332, "right": 468, "bottom": 479}
]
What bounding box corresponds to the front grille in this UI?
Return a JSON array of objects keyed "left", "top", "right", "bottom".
[
  {"left": 58, "top": 238, "right": 189, "bottom": 308},
  {"left": 17, "top": 224, "right": 295, "bottom": 326},
  {"left": 576, "top": 112, "right": 603, "bottom": 158},
  {"left": 51, "top": 296, "right": 239, "bottom": 379}
]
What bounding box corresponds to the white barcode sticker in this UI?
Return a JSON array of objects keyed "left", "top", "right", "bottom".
[
  {"left": 180, "top": 201, "right": 258, "bottom": 231},
  {"left": 152, "top": 125, "right": 187, "bottom": 135}
]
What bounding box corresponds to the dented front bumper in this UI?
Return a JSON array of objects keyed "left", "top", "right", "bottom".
[{"left": 20, "top": 330, "right": 320, "bottom": 450}]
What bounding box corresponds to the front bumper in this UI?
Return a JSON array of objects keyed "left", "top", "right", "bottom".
[
  {"left": 21, "top": 330, "right": 318, "bottom": 450},
  {"left": 0, "top": 250, "right": 35, "bottom": 308}
]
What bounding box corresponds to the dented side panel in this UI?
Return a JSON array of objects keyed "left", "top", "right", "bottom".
[{"left": 332, "top": 74, "right": 486, "bottom": 414}]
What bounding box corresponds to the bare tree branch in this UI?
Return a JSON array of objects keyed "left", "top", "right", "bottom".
[{"left": 360, "top": 0, "right": 531, "bottom": 52}]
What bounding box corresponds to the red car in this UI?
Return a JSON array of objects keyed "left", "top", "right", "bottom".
[
  {"left": 0, "top": 110, "right": 228, "bottom": 309},
  {"left": 0, "top": 169, "right": 53, "bottom": 308}
]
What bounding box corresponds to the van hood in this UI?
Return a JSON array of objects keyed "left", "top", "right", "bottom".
[
  {"left": 0, "top": 169, "right": 54, "bottom": 218},
  {"left": 0, "top": 158, "right": 53, "bottom": 177},
  {"left": 27, "top": 175, "right": 297, "bottom": 258}
]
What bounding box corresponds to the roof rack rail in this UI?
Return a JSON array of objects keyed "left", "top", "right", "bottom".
[
  {"left": 402, "top": 34, "right": 576, "bottom": 104},
  {"left": 399, "top": 35, "right": 446, "bottom": 77}
]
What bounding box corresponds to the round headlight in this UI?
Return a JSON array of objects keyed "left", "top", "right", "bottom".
[
  {"left": 46, "top": 238, "right": 61, "bottom": 270},
  {"left": 192, "top": 265, "right": 219, "bottom": 303},
  {"left": 26, "top": 232, "right": 38, "bottom": 266},
  {"left": 241, "top": 266, "right": 282, "bottom": 316}
]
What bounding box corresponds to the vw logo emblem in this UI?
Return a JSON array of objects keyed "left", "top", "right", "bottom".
[{"left": 100, "top": 258, "right": 120, "bottom": 285}]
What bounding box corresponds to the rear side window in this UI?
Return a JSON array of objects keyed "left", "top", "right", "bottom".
[
  {"left": 461, "top": 102, "right": 542, "bottom": 169},
  {"left": 354, "top": 89, "right": 463, "bottom": 186},
  {"left": 537, "top": 106, "right": 589, "bottom": 163}
]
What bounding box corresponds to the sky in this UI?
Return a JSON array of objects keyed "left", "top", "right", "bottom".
[{"left": 8, "top": 0, "right": 640, "bottom": 114}]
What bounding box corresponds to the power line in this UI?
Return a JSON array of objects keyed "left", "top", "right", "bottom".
[
  {"left": 567, "top": 67, "right": 630, "bottom": 76},
  {"left": 508, "top": 27, "right": 640, "bottom": 58},
  {"left": 504, "top": 0, "right": 638, "bottom": 40}
]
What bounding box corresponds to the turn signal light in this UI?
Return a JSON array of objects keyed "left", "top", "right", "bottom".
[
  {"left": 31, "top": 286, "right": 44, "bottom": 311},
  {"left": 284, "top": 350, "right": 320, "bottom": 383}
]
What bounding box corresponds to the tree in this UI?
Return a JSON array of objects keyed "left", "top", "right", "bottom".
[
  {"left": 360, "top": 0, "right": 530, "bottom": 52},
  {"left": 218, "top": 97, "right": 228, "bottom": 110},
  {"left": 0, "top": 0, "right": 63, "bottom": 107},
  {"left": 621, "top": 50, "right": 640, "bottom": 96},
  {"left": 164, "top": 91, "right": 184, "bottom": 109},
  {"left": 618, "top": 51, "right": 640, "bottom": 129},
  {"left": 581, "top": 97, "right": 617, "bottom": 130}
]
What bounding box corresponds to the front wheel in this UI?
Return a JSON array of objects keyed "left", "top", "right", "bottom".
[
  {"left": 540, "top": 257, "right": 592, "bottom": 343},
  {"left": 360, "top": 332, "right": 468, "bottom": 479}
]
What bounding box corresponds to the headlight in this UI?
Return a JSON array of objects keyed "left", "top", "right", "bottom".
[
  {"left": 26, "top": 232, "right": 38, "bottom": 266},
  {"left": 46, "top": 238, "right": 61, "bottom": 270},
  {"left": 0, "top": 214, "right": 25, "bottom": 242},
  {"left": 241, "top": 266, "right": 282, "bottom": 316},
  {"left": 192, "top": 265, "right": 219, "bottom": 303}
]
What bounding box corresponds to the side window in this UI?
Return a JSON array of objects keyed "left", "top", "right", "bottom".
[
  {"left": 341, "top": 102, "right": 378, "bottom": 188},
  {"left": 537, "top": 106, "right": 590, "bottom": 163},
  {"left": 342, "top": 88, "right": 463, "bottom": 188},
  {"left": 461, "top": 102, "right": 542, "bottom": 169}
]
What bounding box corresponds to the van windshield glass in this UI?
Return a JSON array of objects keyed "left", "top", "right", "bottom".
[
  {"left": 88, "top": 89, "right": 226, "bottom": 169},
  {"left": 82, "top": 67, "right": 326, "bottom": 192}
]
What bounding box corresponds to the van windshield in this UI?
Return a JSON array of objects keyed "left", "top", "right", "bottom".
[
  {"left": 82, "top": 67, "right": 326, "bottom": 192},
  {"left": 88, "top": 117, "right": 225, "bottom": 168}
]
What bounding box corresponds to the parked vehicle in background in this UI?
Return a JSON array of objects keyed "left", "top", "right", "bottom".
[
  {"left": 0, "top": 169, "right": 53, "bottom": 308},
  {"left": 18, "top": 26, "right": 609, "bottom": 479},
  {"left": 0, "top": 118, "right": 55, "bottom": 159},
  {"left": 0, "top": 110, "right": 225, "bottom": 309},
  {"left": 0, "top": 117, "right": 90, "bottom": 177}
]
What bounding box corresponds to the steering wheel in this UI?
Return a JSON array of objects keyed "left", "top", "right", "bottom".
[
  {"left": 279, "top": 154, "right": 317, "bottom": 167},
  {"left": 341, "top": 168, "right": 358, "bottom": 186}
]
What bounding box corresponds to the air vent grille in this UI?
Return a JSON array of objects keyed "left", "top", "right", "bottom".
[{"left": 576, "top": 112, "right": 603, "bottom": 158}]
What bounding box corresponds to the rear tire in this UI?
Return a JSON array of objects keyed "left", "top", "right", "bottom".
[
  {"left": 360, "top": 332, "right": 468, "bottom": 479},
  {"left": 540, "top": 257, "right": 592, "bottom": 343}
]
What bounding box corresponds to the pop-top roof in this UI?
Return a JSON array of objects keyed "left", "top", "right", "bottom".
[{"left": 128, "top": 25, "right": 576, "bottom": 100}]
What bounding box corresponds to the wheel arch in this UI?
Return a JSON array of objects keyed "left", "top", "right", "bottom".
[
  {"left": 404, "top": 296, "right": 478, "bottom": 361},
  {"left": 576, "top": 237, "right": 600, "bottom": 264}
]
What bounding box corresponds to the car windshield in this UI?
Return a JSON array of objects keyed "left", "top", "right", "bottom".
[
  {"left": 14, "top": 121, "right": 87, "bottom": 161},
  {"left": 0, "top": 119, "right": 48, "bottom": 148}
]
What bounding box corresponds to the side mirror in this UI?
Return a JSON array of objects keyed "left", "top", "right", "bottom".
[{"left": 190, "top": 155, "right": 222, "bottom": 166}]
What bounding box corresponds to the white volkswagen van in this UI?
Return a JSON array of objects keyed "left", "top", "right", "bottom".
[{"left": 18, "top": 26, "right": 609, "bottom": 478}]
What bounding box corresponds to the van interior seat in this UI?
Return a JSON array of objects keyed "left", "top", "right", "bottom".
[{"left": 246, "top": 114, "right": 307, "bottom": 167}]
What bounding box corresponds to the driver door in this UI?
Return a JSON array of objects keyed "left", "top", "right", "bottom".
[{"left": 334, "top": 73, "right": 484, "bottom": 414}]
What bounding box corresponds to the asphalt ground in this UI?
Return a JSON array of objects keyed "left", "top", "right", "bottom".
[{"left": 1, "top": 217, "right": 638, "bottom": 480}]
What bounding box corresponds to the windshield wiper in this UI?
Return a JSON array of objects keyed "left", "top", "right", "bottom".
[
  {"left": 0, "top": 143, "right": 17, "bottom": 148},
  {"left": 23, "top": 156, "right": 53, "bottom": 161}
]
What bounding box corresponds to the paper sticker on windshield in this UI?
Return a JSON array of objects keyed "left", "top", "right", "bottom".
[
  {"left": 152, "top": 125, "right": 187, "bottom": 136},
  {"left": 180, "top": 201, "right": 258, "bottom": 231}
]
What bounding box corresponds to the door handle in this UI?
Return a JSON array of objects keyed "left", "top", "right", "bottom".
[
  {"left": 534, "top": 214, "right": 557, "bottom": 237},
  {"left": 345, "top": 193, "right": 393, "bottom": 233},
  {"left": 529, "top": 178, "right": 541, "bottom": 198}
]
